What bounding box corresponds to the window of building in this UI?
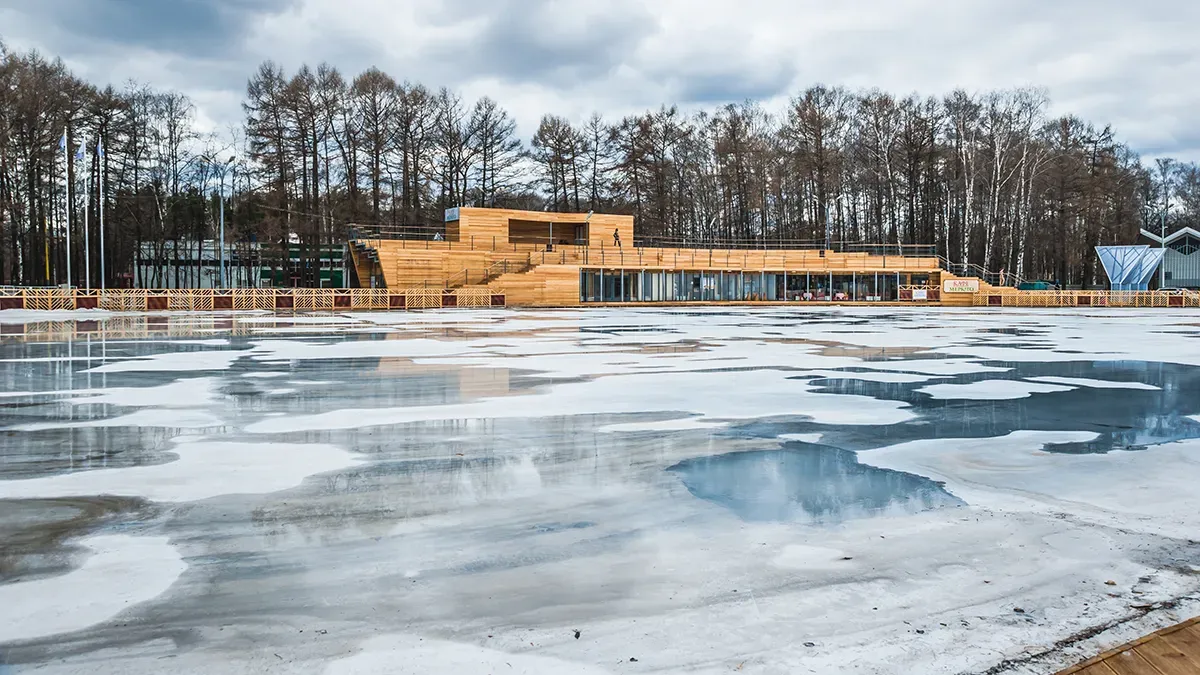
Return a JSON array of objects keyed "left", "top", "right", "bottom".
[{"left": 1169, "top": 235, "right": 1200, "bottom": 255}]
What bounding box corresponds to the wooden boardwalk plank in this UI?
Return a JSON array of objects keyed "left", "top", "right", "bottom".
[
  {"left": 1102, "top": 650, "right": 1165, "bottom": 675},
  {"left": 1134, "top": 637, "right": 1200, "bottom": 675},
  {"left": 1076, "top": 663, "right": 1119, "bottom": 675},
  {"left": 1159, "top": 624, "right": 1200, "bottom": 661}
]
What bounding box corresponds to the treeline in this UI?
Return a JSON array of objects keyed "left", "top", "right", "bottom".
[{"left": 3, "top": 41, "right": 1200, "bottom": 288}]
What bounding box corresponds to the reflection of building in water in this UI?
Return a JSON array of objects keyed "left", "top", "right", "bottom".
[
  {"left": 374, "top": 357, "right": 512, "bottom": 403},
  {"left": 135, "top": 241, "right": 348, "bottom": 289},
  {"left": 0, "top": 314, "right": 302, "bottom": 341}
]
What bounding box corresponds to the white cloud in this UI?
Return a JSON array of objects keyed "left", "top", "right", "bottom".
[{"left": 5, "top": 0, "right": 1199, "bottom": 158}]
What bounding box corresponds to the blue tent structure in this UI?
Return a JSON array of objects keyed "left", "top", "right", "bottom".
[{"left": 1095, "top": 245, "right": 1165, "bottom": 291}]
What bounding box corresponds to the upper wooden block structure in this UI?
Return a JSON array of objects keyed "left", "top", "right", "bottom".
[
  {"left": 349, "top": 206, "right": 962, "bottom": 307},
  {"left": 445, "top": 207, "right": 634, "bottom": 248}
]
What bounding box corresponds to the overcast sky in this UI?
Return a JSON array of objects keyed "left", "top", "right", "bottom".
[{"left": 3, "top": 0, "right": 1198, "bottom": 160}]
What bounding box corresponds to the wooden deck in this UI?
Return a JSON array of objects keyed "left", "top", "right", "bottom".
[{"left": 1057, "top": 617, "right": 1200, "bottom": 675}]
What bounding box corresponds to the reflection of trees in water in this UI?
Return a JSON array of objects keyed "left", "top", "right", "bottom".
[
  {"left": 0, "top": 496, "right": 155, "bottom": 582},
  {"left": 1048, "top": 413, "right": 1200, "bottom": 454},
  {"left": 760, "top": 360, "right": 1200, "bottom": 455},
  {"left": 0, "top": 427, "right": 182, "bottom": 479},
  {"left": 669, "top": 445, "right": 964, "bottom": 523},
  {"left": 246, "top": 413, "right": 706, "bottom": 537}
]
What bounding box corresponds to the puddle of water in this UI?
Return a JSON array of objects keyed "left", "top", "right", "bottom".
[
  {"left": 786, "top": 360, "right": 1200, "bottom": 455},
  {"left": 667, "top": 443, "right": 965, "bottom": 524}
]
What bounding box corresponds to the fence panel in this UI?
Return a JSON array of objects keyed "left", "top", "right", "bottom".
[
  {"left": 190, "top": 290, "right": 215, "bottom": 311},
  {"left": 101, "top": 290, "right": 148, "bottom": 311},
  {"left": 350, "top": 288, "right": 389, "bottom": 310},
  {"left": 455, "top": 286, "right": 494, "bottom": 308},
  {"left": 405, "top": 289, "right": 442, "bottom": 310}
]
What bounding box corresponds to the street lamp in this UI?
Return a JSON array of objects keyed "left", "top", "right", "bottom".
[
  {"left": 218, "top": 156, "right": 235, "bottom": 288},
  {"left": 1157, "top": 158, "right": 1173, "bottom": 289}
]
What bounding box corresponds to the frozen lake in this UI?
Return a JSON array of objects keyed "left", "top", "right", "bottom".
[{"left": 2, "top": 307, "right": 1200, "bottom": 674}]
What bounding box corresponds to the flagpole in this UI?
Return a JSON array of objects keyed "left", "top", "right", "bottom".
[
  {"left": 83, "top": 141, "right": 91, "bottom": 290},
  {"left": 99, "top": 138, "right": 106, "bottom": 290},
  {"left": 63, "top": 129, "right": 71, "bottom": 288}
]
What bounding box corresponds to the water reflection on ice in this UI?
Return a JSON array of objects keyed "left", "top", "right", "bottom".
[{"left": 669, "top": 443, "right": 965, "bottom": 523}]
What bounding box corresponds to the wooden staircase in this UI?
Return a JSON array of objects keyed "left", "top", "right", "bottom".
[{"left": 348, "top": 240, "right": 383, "bottom": 287}]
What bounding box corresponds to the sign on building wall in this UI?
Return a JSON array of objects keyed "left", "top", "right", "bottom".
[
  {"left": 912, "top": 289, "right": 928, "bottom": 301},
  {"left": 943, "top": 279, "right": 980, "bottom": 293},
  {"left": 444, "top": 207, "right": 460, "bottom": 222}
]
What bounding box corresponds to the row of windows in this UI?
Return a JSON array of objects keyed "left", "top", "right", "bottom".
[{"left": 580, "top": 270, "right": 930, "bottom": 303}]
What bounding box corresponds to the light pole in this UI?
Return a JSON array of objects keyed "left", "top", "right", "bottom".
[
  {"left": 1157, "top": 158, "right": 1173, "bottom": 288},
  {"left": 1161, "top": 189, "right": 1169, "bottom": 289},
  {"left": 218, "top": 156, "right": 234, "bottom": 288}
]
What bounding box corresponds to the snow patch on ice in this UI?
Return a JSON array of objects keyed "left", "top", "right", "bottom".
[
  {"left": 918, "top": 380, "right": 1075, "bottom": 400},
  {"left": 85, "top": 349, "right": 248, "bottom": 373},
  {"left": 0, "top": 534, "right": 185, "bottom": 643},
  {"left": 1025, "top": 376, "right": 1160, "bottom": 391},
  {"left": 0, "top": 308, "right": 117, "bottom": 323},
  {"left": 324, "top": 634, "right": 616, "bottom": 675},
  {"left": 66, "top": 378, "right": 222, "bottom": 408},
  {"left": 0, "top": 440, "right": 362, "bottom": 502},
  {"left": 778, "top": 433, "right": 824, "bottom": 444}
]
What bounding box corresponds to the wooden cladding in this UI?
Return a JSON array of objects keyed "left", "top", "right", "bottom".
[{"left": 449, "top": 207, "right": 634, "bottom": 248}]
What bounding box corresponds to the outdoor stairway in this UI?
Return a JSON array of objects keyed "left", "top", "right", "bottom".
[
  {"left": 348, "top": 240, "right": 382, "bottom": 287},
  {"left": 445, "top": 255, "right": 534, "bottom": 289}
]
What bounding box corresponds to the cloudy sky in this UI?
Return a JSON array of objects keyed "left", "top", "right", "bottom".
[{"left": 3, "top": 0, "right": 1198, "bottom": 160}]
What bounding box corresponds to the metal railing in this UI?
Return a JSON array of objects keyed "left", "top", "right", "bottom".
[
  {"left": 348, "top": 225, "right": 938, "bottom": 256},
  {"left": 633, "top": 236, "right": 937, "bottom": 256},
  {"left": 348, "top": 224, "right": 444, "bottom": 241},
  {"left": 937, "top": 258, "right": 1033, "bottom": 288},
  {"left": 444, "top": 256, "right": 535, "bottom": 289}
]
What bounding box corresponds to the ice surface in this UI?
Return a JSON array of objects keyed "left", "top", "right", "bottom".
[
  {"left": 862, "top": 431, "right": 1200, "bottom": 539},
  {"left": 0, "top": 440, "right": 362, "bottom": 501},
  {"left": 324, "top": 634, "right": 617, "bottom": 675},
  {"left": 244, "top": 369, "right": 917, "bottom": 434},
  {"left": 3, "top": 307, "right": 1200, "bottom": 675},
  {"left": 0, "top": 535, "right": 185, "bottom": 642},
  {"left": 0, "top": 308, "right": 117, "bottom": 323}
]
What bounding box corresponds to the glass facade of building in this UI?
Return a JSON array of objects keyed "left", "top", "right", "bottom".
[{"left": 580, "top": 270, "right": 917, "bottom": 303}]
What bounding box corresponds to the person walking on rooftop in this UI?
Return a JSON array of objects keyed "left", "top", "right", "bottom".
[{"left": 613, "top": 229, "right": 621, "bottom": 248}]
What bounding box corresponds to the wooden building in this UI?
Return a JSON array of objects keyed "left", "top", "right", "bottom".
[{"left": 348, "top": 207, "right": 988, "bottom": 307}]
